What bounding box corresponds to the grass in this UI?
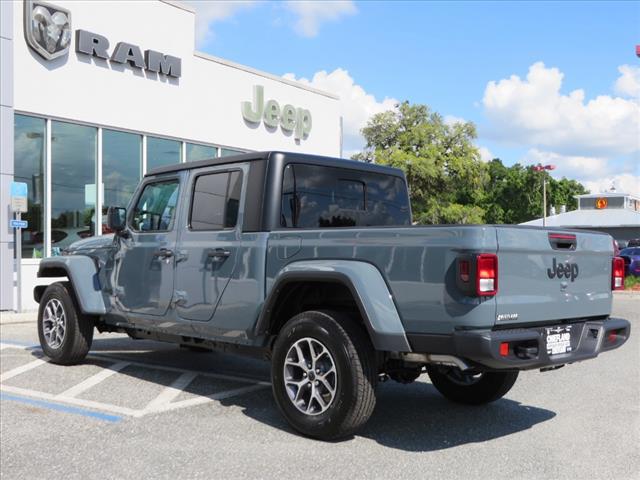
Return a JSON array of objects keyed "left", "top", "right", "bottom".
[{"left": 624, "top": 275, "right": 640, "bottom": 290}]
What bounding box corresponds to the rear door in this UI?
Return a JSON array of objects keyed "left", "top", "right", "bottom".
[
  {"left": 173, "top": 166, "right": 243, "bottom": 322},
  {"left": 495, "top": 227, "right": 613, "bottom": 326}
]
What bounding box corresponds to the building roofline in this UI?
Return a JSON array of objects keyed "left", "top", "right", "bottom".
[
  {"left": 193, "top": 51, "right": 339, "bottom": 100},
  {"left": 160, "top": 1, "right": 338, "bottom": 99},
  {"left": 159, "top": 0, "right": 195, "bottom": 14},
  {"left": 575, "top": 192, "right": 640, "bottom": 200}
]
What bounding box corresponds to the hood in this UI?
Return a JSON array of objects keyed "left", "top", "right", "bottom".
[{"left": 66, "top": 234, "right": 115, "bottom": 252}]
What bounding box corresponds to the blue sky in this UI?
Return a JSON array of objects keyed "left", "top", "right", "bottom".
[{"left": 188, "top": 1, "right": 640, "bottom": 194}]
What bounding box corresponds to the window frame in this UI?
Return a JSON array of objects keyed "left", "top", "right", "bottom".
[
  {"left": 187, "top": 168, "right": 244, "bottom": 232},
  {"left": 128, "top": 176, "right": 182, "bottom": 233}
]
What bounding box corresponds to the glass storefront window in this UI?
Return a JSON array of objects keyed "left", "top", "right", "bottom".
[
  {"left": 103, "top": 130, "right": 141, "bottom": 227},
  {"left": 220, "top": 148, "right": 244, "bottom": 157},
  {"left": 147, "top": 137, "right": 181, "bottom": 170},
  {"left": 13, "top": 114, "right": 45, "bottom": 258},
  {"left": 186, "top": 143, "right": 217, "bottom": 162},
  {"left": 51, "top": 121, "right": 97, "bottom": 254}
]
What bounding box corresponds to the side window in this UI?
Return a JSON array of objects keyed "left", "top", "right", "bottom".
[
  {"left": 190, "top": 171, "right": 243, "bottom": 231},
  {"left": 131, "top": 180, "right": 180, "bottom": 232},
  {"left": 280, "top": 164, "right": 410, "bottom": 228}
]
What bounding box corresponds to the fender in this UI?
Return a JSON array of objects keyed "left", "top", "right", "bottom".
[
  {"left": 258, "top": 260, "right": 411, "bottom": 352},
  {"left": 34, "top": 256, "right": 107, "bottom": 315}
]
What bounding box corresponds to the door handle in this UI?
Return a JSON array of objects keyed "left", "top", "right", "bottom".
[
  {"left": 207, "top": 248, "right": 231, "bottom": 259},
  {"left": 153, "top": 248, "right": 174, "bottom": 259}
]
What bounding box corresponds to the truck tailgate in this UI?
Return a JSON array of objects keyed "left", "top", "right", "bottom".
[{"left": 494, "top": 227, "right": 613, "bottom": 326}]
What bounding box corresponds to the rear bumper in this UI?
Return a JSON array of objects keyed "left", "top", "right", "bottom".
[{"left": 407, "top": 317, "right": 630, "bottom": 370}]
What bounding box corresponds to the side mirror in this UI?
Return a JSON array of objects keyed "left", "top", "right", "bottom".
[{"left": 106, "top": 206, "right": 127, "bottom": 233}]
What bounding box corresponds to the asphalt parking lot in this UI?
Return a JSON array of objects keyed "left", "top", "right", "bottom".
[{"left": 1, "top": 296, "right": 638, "bottom": 480}]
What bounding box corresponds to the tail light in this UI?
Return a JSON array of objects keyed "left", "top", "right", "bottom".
[
  {"left": 477, "top": 254, "right": 498, "bottom": 296},
  {"left": 457, "top": 254, "right": 498, "bottom": 297},
  {"left": 612, "top": 257, "right": 625, "bottom": 290}
]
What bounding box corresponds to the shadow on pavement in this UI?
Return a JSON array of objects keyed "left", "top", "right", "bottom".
[{"left": 27, "top": 336, "right": 556, "bottom": 452}]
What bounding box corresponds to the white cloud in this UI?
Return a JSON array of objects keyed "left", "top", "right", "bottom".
[
  {"left": 482, "top": 62, "right": 640, "bottom": 157},
  {"left": 478, "top": 146, "right": 494, "bottom": 162},
  {"left": 521, "top": 148, "right": 640, "bottom": 196},
  {"left": 444, "top": 115, "right": 466, "bottom": 127},
  {"left": 185, "top": 1, "right": 258, "bottom": 47},
  {"left": 284, "top": 1, "right": 356, "bottom": 37},
  {"left": 614, "top": 64, "right": 640, "bottom": 98},
  {"left": 283, "top": 68, "right": 398, "bottom": 152},
  {"left": 522, "top": 148, "right": 608, "bottom": 178},
  {"left": 583, "top": 174, "right": 640, "bottom": 196}
]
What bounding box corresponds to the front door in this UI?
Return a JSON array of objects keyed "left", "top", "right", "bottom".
[
  {"left": 174, "top": 167, "right": 243, "bottom": 322},
  {"left": 114, "top": 176, "right": 181, "bottom": 317}
]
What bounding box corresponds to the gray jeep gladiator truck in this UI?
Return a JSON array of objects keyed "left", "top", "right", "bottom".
[{"left": 34, "top": 151, "right": 630, "bottom": 439}]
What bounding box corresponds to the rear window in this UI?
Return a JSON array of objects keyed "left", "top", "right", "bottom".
[{"left": 280, "top": 163, "right": 411, "bottom": 228}]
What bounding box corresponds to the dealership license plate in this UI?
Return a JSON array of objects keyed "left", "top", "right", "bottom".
[{"left": 545, "top": 326, "right": 573, "bottom": 355}]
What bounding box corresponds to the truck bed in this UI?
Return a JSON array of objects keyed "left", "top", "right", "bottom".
[{"left": 266, "top": 225, "right": 614, "bottom": 335}]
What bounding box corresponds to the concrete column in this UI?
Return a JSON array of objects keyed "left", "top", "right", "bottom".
[{"left": 0, "top": 0, "right": 14, "bottom": 310}]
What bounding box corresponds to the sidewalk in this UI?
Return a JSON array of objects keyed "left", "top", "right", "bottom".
[{"left": 0, "top": 311, "right": 37, "bottom": 324}]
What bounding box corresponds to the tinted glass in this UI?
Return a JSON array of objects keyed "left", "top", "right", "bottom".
[
  {"left": 51, "top": 121, "right": 97, "bottom": 254},
  {"left": 147, "top": 137, "right": 181, "bottom": 170},
  {"left": 190, "top": 171, "right": 242, "bottom": 230},
  {"left": 13, "top": 114, "right": 45, "bottom": 258},
  {"left": 131, "top": 180, "right": 180, "bottom": 231},
  {"left": 103, "top": 129, "right": 141, "bottom": 212},
  {"left": 220, "top": 148, "right": 244, "bottom": 157},
  {"left": 186, "top": 143, "right": 217, "bottom": 162},
  {"left": 280, "top": 164, "right": 410, "bottom": 228}
]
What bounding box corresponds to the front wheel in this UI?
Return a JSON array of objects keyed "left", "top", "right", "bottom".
[
  {"left": 37, "top": 282, "right": 94, "bottom": 365},
  {"left": 271, "top": 310, "right": 377, "bottom": 440},
  {"left": 426, "top": 366, "right": 518, "bottom": 405}
]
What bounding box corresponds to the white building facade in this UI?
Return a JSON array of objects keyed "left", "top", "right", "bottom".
[{"left": 0, "top": 0, "right": 342, "bottom": 310}]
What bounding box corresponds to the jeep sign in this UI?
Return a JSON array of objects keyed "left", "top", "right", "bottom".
[{"left": 241, "top": 85, "right": 312, "bottom": 140}]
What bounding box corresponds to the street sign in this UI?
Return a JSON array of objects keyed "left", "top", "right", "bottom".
[
  {"left": 10, "top": 182, "right": 28, "bottom": 213},
  {"left": 10, "top": 219, "right": 28, "bottom": 229}
]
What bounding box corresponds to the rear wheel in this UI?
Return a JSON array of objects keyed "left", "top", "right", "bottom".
[
  {"left": 426, "top": 366, "right": 518, "bottom": 405},
  {"left": 271, "top": 310, "right": 377, "bottom": 440},
  {"left": 37, "top": 282, "right": 94, "bottom": 365}
]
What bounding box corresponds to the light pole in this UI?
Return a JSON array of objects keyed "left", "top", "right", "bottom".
[{"left": 532, "top": 164, "right": 556, "bottom": 227}]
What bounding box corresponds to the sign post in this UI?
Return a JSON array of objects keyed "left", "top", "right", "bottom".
[{"left": 10, "top": 182, "right": 28, "bottom": 313}]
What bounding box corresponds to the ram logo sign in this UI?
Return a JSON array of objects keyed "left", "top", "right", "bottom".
[{"left": 24, "top": 0, "right": 72, "bottom": 61}]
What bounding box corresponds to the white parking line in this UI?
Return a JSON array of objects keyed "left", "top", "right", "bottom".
[
  {"left": 56, "top": 361, "right": 130, "bottom": 399},
  {"left": 0, "top": 359, "right": 46, "bottom": 383},
  {"left": 153, "top": 383, "right": 269, "bottom": 414},
  {"left": 0, "top": 342, "right": 271, "bottom": 419},
  {"left": 143, "top": 371, "right": 198, "bottom": 413},
  {"left": 1, "top": 384, "right": 141, "bottom": 417}
]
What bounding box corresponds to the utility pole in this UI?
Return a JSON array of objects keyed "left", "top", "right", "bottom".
[{"left": 532, "top": 164, "right": 556, "bottom": 227}]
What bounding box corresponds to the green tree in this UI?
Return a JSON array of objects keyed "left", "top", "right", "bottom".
[
  {"left": 354, "top": 101, "right": 488, "bottom": 224},
  {"left": 482, "top": 159, "right": 588, "bottom": 224}
]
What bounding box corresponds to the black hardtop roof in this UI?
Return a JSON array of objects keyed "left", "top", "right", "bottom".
[{"left": 145, "top": 151, "right": 405, "bottom": 178}]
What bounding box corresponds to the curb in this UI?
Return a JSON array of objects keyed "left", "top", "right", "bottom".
[
  {"left": 0, "top": 311, "right": 37, "bottom": 325},
  {"left": 613, "top": 290, "right": 640, "bottom": 297}
]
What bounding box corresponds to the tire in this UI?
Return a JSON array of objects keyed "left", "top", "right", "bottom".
[
  {"left": 37, "top": 282, "right": 94, "bottom": 365},
  {"left": 271, "top": 310, "right": 377, "bottom": 440},
  {"left": 426, "top": 366, "right": 518, "bottom": 405}
]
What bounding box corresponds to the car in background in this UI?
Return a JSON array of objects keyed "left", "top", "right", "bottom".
[
  {"left": 619, "top": 247, "right": 640, "bottom": 277},
  {"left": 627, "top": 238, "right": 640, "bottom": 248}
]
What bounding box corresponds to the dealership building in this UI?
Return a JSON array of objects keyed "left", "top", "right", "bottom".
[
  {"left": 521, "top": 192, "right": 640, "bottom": 245},
  {"left": 0, "top": 0, "right": 342, "bottom": 311}
]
